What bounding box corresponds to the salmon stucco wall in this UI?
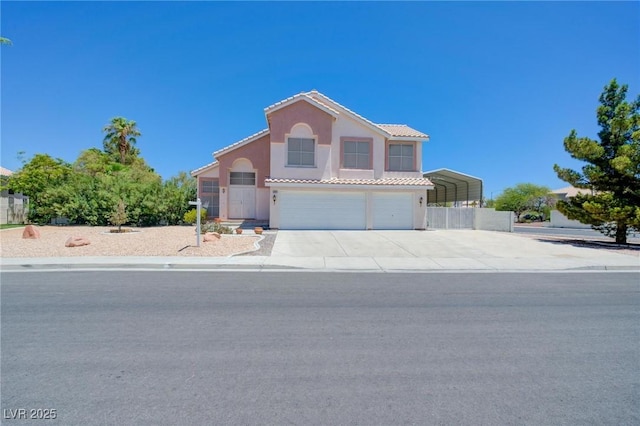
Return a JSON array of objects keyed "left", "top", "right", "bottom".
[
  {"left": 268, "top": 101, "right": 333, "bottom": 145},
  {"left": 217, "top": 133, "right": 271, "bottom": 188}
]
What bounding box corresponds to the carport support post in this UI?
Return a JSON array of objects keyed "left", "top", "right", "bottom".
[{"left": 189, "top": 198, "right": 202, "bottom": 247}]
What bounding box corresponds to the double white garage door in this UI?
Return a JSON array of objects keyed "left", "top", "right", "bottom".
[{"left": 278, "top": 191, "right": 413, "bottom": 230}]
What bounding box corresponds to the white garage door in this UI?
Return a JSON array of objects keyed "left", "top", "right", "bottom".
[
  {"left": 372, "top": 192, "right": 413, "bottom": 229},
  {"left": 279, "top": 191, "right": 366, "bottom": 230}
]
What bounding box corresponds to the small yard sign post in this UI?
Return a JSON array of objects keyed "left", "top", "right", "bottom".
[{"left": 188, "top": 198, "right": 202, "bottom": 247}]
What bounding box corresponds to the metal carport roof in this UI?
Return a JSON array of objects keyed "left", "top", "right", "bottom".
[{"left": 423, "top": 168, "right": 484, "bottom": 206}]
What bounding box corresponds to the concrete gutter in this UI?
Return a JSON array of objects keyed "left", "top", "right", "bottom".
[{"left": 1, "top": 255, "right": 638, "bottom": 273}]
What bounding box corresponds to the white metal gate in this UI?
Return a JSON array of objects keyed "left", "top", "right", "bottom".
[{"left": 426, "top": 207, "right": 474, "bottom": 229}]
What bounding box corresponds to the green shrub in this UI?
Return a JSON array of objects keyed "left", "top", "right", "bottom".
[
  {"left": 201, "top": 222, "right": 233, "bottom": 234},
  {"left": 183, "top": 208, "right": 206, "bottom": 225}
]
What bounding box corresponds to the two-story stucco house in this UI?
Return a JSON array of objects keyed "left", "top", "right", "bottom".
[{"left": 191, "top": 90, "right": 434, "bottom": 230}]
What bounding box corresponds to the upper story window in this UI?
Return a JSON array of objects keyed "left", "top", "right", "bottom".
[
  {"left": 229, "top": 172, "right": 256, "bottom": 185},
  {"left": 287, "top": 137, "right": 315, "bottom": 167},
  {"left": 342, "top": 140, "right": 371, "bottom": 169},
  {"left": 388, "top": 143, "right": 415, "bottom": 171}
]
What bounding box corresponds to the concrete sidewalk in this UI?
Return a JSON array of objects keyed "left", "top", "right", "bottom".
[{"left": 1, "top": 230, "right": 638, "bottom": 272}]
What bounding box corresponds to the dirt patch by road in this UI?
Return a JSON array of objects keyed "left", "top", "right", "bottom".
[{"left": 0, "top": 226, "right": 261, "bottom": 257}]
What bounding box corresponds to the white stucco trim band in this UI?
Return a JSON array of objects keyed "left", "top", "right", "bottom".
[{"left": 265, "top": 182, "right": 434, "bottom": 191}]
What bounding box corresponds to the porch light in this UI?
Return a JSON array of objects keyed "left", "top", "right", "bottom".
[{"left": 273, "top": 194, "right": 277, "bottom": 204}]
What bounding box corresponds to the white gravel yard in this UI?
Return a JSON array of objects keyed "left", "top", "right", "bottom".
[{"left": 0, "top": 226, "right": 261, "bottom": 258}]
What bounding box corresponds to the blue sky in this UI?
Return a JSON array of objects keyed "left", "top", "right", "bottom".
[{"left": 1, "top": 1, "right": 638, "bottom": 198}]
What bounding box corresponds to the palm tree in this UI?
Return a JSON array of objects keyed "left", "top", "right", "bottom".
[
  {"left": 102, "top": 117, "right": 141, "bottom": 164},
  {"left": 0, "top": 37, "right": 12, "bottom": 45}
]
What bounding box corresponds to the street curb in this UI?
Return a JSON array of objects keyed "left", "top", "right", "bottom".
[{"left": 2, "top": 262, "right": 638, "bottom": 273}]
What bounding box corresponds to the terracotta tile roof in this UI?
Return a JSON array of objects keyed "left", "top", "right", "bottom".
[
  {"left": 190, "top": 160, "right": 218, "bottom": 176},
  {"left": 201, "top": 91, "right": 428, "bottom": 169},
  {"left": 264, "top": 92, "right": 340, "bottom": 116},
  {"left": 307, "top": 91, "right": 388, "bottom": 135},
  {"left": 376, "top": 124, "right": 429, "bottom": 139},
  {"left": 307, "top": 91, "right": 429, "bottom": 140},
  {"left": 265, "top": 177, "right": 434, "bottom": 187},
  {"left": 213, "top": 128, "right": 269, "bottom": 157},
  {"left": 0, "top": 166, "right": 13, "bottom": 176},
  {"left": 263, "top": 92, "right": 306, "bottom": 111}
]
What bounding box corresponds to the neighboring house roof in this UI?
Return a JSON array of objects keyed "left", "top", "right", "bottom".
[
  {"left": 423, "top": 168, "right": 484, "bottom": 204},
  {"left": 552, "top": 185, "right": 593, "bottom": 198},
  {"left": 212, "top": 128, "right": 270, "bottom": 158},
  {"left": 190, "top": 161, "right": 218, "bottom": 177},
  {"left": 0, "top": 166, "right": 14, "bottom": 176},
  {"left": 265, "top": 177, "right": 434, "bottom": 188}
]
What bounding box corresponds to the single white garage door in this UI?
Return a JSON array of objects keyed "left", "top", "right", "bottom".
[
  {"left": 279, "top": 191, "right": 366, "bottom": 230},
  {"left": 372, "top": 192, "right": 413, "bottom": 229}
]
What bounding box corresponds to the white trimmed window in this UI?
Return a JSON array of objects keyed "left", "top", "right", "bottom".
[
  {"left": 200, "top": 178, "right": 219, "bottom": 218},
  {"left": 388, "top": 143, "right": 415, "bottom": 171},
  {"left": 287, "top": 137, "right": 315, "bottom": 167},
  {"left": 343, "top": 141, "right": 371, "bottom": 169},
  {"left": 229, "top": 172, "right": 256, "bottom": 185}
]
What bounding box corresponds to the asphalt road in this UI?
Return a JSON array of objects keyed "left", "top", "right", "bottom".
[{"left": 2, "top": 271, "right": 638, "bottom": 425}]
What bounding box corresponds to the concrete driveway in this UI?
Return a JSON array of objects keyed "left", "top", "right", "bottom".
[{"left": 271, "top": 230, "right": 640, "bottom": 270}]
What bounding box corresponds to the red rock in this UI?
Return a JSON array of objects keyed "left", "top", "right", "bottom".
[
  {"left": 65, "top": 236, "right": 91, "bottom": 247},
  {"left": 204, "top": 232, "right": 221, "bottom": 242},
  {"left": 22, "top": 225, "right": 41, "bottom": 239}
]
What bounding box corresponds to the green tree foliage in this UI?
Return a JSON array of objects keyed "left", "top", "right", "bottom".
[
  {"left": 160, "top": 172, "right": 197, "bottom": 225},
  {"left": 554, "top": 79, "right": 640, "bottom": 243},
  {"left": 5, "top": 150, "right": 194, "bottom": 226},
  {"left": 102, "top": 117, "right": 141, "bottom": 164},
  {"left": 494, "top": 183, "right": 553, "bottom": 222},
  {"left": 0, "top": 37, "right": 12, "bottom": 45},
  {"left": 4, "top": 154, "right": 73, "bottom": 223}
]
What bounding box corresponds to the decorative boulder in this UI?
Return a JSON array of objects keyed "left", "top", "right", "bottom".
[
  {"left": 65, "top": 236, "right": 91, "bottom": 247},
  {"left": 204, "top": 232, "right": 221, "bottom": 242},
  {"left": 22, "top": 225, "right": 41, "bottom": 239}
]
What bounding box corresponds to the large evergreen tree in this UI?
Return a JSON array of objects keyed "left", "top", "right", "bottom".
[{"left": 553, "top": 79, "right": 640, "bottom": 243}]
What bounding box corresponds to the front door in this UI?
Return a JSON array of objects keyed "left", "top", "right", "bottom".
[
  {"left": 228, "top": 187, "right": 256, "bottom": 219},
  {"left": 228, "top": 171, "right": 256, "bottom": 219}
]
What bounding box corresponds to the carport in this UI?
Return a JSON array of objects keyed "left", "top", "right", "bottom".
[{"left": 423, "top": 168, "right": 484, "bottom": 207}]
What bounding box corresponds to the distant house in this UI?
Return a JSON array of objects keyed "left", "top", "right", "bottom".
[
  {"left": 1, "top": 166, "right": 29, "bottom": 225},
  {"left": 192, "top": 90, "right": 434, "bottom": 230},
  {"left": 0, "top": 166, "right": 13, "bottom": 178},
  {"left": 549, "top": 185, "right": 592, "bottom": 228},
  {"left": 551, "top": 185, "right": 595, "bottom": 201}
]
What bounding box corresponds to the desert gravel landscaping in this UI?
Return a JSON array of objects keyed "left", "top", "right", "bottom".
[{"left": 0, "top": 226, "right": 261, "bottom": 258}]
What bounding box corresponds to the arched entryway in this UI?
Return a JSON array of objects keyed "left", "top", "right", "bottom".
[{"left": 228, "top": 158, "right": 256, "bottom": 219}]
